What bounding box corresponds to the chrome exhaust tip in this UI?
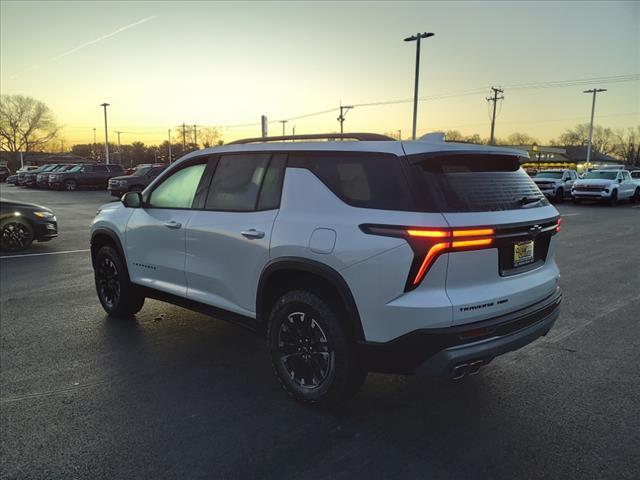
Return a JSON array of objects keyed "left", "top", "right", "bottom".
[
  {"left": 468, "top": 360, "right": 484, "bottom": 375},
  {"left": 451, "top": 363, "right": 469, "bottom": 380}
]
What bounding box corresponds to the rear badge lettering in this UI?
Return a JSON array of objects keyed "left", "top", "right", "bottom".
[{"left": 460, "top": 302, "right": 494, "bottom": 312}]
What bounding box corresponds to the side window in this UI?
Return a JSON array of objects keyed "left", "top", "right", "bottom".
[
  {"left": 257, "top": 154, "right": 286, "bottom": 210},
  {"left": 95, "top": 165, "right": 108, "bottom": 172},
  {"left": 83, "top": 165, "right": 94, "bottom": 173},
  {"left": 149, "top": 163, "right": 206, "bottom": 209},
  {"left": 288, "top": 152, "right": 413, "bottom": 210},
  {"left": 205, "top": 154, "right": 270, "bottom": 211}
]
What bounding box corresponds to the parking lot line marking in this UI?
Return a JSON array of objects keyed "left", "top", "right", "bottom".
[
  {"left": 561, "top": 213, "right": 581, "bottom": 216},
  {"left": 0, "top": 249, "right": 90, "bottom": 259}
]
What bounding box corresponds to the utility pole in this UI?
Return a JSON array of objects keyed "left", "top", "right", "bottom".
[
  {"left": 182, "top": 123, "right": 186, "bottom": 150},
  {"left": 168, "top": 129, "right": 172, "bottom": 164},
  {"left": 292, "top": 125, "right": 296, "bottom": 137},
  {"left": 487, "top": 87, "right": 504, "bottom": 145},
  {"left": 337, "top": 103, "right": 353, "bottom": 134},
  {"left": 115, "top": 131, "right": 123, "bottom": 165},
  {"left": 92, "top": 127, "right": 97, "bottom": 160},
  {"left": 279, "top": 120, "right": 288, "bottom": 136},
  {"left": 397, "top": 129, "right": 402, "bottom": 140},
  {"left": 193, "top": 124, "right": 198, "bottom": 148},
  {"left": 583, "top": 88, "right": 607, "bottom": 167},
  {"left": 404, "top": 32, "right": 435, "bottom": 139},
  {"left": 60, "top": 140, "right": 64, "bottom": 153},
  {"left": 100, "top": 103, "right": 110, "bottom": 164}
]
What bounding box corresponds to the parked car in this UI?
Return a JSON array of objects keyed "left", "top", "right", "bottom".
[
  {"left": 6, "top": 175, "right": 18, "bottom": 185},
  {"left": 532, "top": 169, "right": 578, "bottom": 202},
  {"left": 24, "top": 164, "right": 62, "bottom": 188},
  {"left": 572, "top": 169, "right": 638, "bottom": 204},
  {"left": 630, "top": 170, "right": 640, "bottom": 187},
  {"left": 0, "top": 197, "right": 58, "bottom": 252},
  {"left": 108, "top": 164, "right": 167, "bottom": 198},
  {"left": 36, "top": 164, "right": 72, "bottom": 188},
  {"left": 16, "top": 165, "right": 42, "bottom": 186},
  {"left": 123, "top": 164, "right": 155, "bottom": 176},
  {"left": 0, "top": 165, "right": 12, "bottom": 182},
  {"left": 49, "top": 163, "right": 124, "bottom": 190},
  {"left": 91, "top": 132, "right": 562, "bottom": 406}
]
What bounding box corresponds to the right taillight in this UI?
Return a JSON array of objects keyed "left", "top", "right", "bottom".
[{"left": 361, "top": 225, "right": 495, "bottom": 290}]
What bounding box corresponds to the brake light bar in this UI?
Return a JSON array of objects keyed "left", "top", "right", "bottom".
[{"left": 361, "top": 224, "right": 496, "bottom": 290}]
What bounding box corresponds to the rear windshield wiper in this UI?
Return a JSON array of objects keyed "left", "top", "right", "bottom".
[{"left": 519, "top": 196, "right": 543, "bottom": 206}]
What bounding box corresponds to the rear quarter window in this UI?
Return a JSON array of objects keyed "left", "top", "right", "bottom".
[{"left": 288, "top": 151, "right": 414, "bottom": 211}]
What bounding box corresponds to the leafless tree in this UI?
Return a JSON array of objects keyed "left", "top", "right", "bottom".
[
  {"left": 551, "top": 123, "right": 616, "bottom": 155},
  {"left": 0, "top": 95, "right": 59, "bottom": 162},
  {"left": 613, "top": 126, "right": 640, "bottom": 166},
  {"left": 499, "top": 132, "right": 539, "bottom": 146},
  {"left": 199, "top": 127, "right": 222, "bottom": 148}
]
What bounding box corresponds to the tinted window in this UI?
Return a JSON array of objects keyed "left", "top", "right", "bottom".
[
  {"left": 585, "top": 171, "right": 617, "bottom": 180},
  {"left": 149, "top": 163, "right": 206, "bottom": 208},
  {"left": 411, "top": 154, "right": 548, "bottom": 212},
  {"left": 95, "top": 165, "right": 108, "bottom": 172},
  {"left": 288, "top": 152, "right": 413, "bottom": 210},
  {"left": 205, "top": 154, "right": 270, "bottom": 211},
  {"left": 631, "top": 172, "right": 640, "bottom": 179},
  {"left": 535, "top": 171, "right": 563, "bottom": 179},
  {"left": 257, "top": 155, "right": 286, "bottom": 210},
  {"left": 108, "top": 165, "right": 123, "bottom": 172}
]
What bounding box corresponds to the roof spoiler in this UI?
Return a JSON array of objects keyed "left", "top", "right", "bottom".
[{"left": 228, "top": 133, "right": 395, "bottom": 145}]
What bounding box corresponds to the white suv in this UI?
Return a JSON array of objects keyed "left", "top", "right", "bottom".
[
  {"left": 90, "top": 133, "right": 562, "bottom": 406},
  {"left": 572, "top": 169, "right": 639, "bottom": 204}
]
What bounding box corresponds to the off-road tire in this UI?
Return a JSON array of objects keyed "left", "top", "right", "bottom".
[
  {"left": 268, "top": 290, "right": 367, "bottom": 408},
  {"left": 94, "top": 245, "right": 145, "bottom": 317}
]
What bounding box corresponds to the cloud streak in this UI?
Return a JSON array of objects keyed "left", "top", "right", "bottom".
[{"left": 9, "top": 16, "right": 156, "bottom": 78}]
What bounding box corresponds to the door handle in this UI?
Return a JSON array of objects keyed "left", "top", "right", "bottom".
[
  {"left": 241, "top": 229, "right": 265, "bottom": 239},
  {"left": 164, "top": 220, "right": 182, "bottom": 229}
]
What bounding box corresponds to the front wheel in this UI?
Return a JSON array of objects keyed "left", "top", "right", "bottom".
[
  {"left": 608, "top": 189, "right": 618, "bottom": 206},
  {"left": 94, "top": 245, "right": 145, "bottom": 317},
  {"left": 555, "top": 187, "right": 564, "bottom": 203},
  {"left": 64, "top": 179, "right": 77, "bottom": 191},
  {"left": 1, "top": 219, "right": 34, "bottom": 252},
  {"left": 268, "top": 290, "right": 366, "bottom": 407}
]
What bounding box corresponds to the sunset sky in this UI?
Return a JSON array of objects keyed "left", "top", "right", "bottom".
[{"left": 1, "top": 0, "right": 638, "bottom": 146}]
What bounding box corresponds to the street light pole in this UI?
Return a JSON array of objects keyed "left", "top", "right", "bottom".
[
  {"left": 404, "top": 32, "right": 434, "bottom": 140},
  {"left": 168, "top": 129, "right": 172, "bottom": 164},
  {"left": 583, "top": 88, "right": 607, "bottom": 167},
  {"left": 100, "top": 103, "right": 110, "bottom": 164},
  {"left": 279, "top": 120, "right": 288, "bottom": 136}
]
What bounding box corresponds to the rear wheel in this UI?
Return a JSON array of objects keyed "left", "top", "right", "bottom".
[
  {"left": 555, "top": 187, "right": 564, "bottom": 203},
  {"left": 94, "top": 245, "right": 145, "bottom": 317},
  {"left": 64, "top": 179, "right": 77, "bottom": 191},
  {"left": 268, "top": 290, "right": 366, "bottom": 407},
  {"left": 630, "top": 188, "right": 640, "bottom": 204},
  {"left": 1, "top": 219, "right": 34, "bottom": 252}
]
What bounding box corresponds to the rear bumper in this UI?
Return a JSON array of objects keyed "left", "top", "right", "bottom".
[{"left": 357, "top": 287, "right": 561, "bottom": 376}]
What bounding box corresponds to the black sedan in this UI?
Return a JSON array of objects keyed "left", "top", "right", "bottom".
[{"left": 0, "top": 198, "right": 58, "bottom": 252}]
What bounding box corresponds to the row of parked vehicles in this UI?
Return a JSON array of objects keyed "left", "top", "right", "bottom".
[
  {"left": 2, "top": 163, "right": 167, "bottom": 197},
  {"left": 532, "top": 168, "right": 640, "bottom": 205}
]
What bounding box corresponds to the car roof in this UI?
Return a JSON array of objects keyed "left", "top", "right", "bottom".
[{"left": 176, "top": 139, "right": 528, "bottom": 164}]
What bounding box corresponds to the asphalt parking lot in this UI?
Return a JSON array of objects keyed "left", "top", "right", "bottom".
[{"left": 1, "top": 185, "right": 639, "bottom": 480}]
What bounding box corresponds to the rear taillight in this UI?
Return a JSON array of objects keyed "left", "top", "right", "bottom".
[
  {"left": 555, "top": 218, "right": 562, "bottom": 233},
  {"left": 361, "top": 225, "right": 495, "bottom": 290}
]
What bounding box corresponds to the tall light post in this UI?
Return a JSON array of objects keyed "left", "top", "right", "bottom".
[
  {"left": 168, "top": 129, "right": 172, "bottom": 164},
  {"left": 404, "top": 32, "right": 434, "bottom": 140},
  {"left": 100, "top": 103, "right": 110, "bottom": 164},
  {"left": 279, "top": 120, "right": 288, "bottom": 136},
  {"left": 583, "top": 88, "right": 607, "bottom": 167}
]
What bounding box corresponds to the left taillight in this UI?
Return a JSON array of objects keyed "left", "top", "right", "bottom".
[{"left": 361, "top": 225, "right": 495, "bottom": 291}]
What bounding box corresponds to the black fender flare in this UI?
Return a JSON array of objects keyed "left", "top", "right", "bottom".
[
  {"left": 257, "top": 257, "right": 364, "bottom": 341},
  {"left": 90, "top": 228, "right": 128, "bottom": 275}
]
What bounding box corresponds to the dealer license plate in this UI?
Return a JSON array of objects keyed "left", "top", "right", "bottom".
[{"left": 514, "top": 240, "right": 534, "bottom": 267}]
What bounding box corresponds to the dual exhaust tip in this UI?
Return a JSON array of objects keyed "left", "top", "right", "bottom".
[{"left": 451, "top": 360, "right": 485, "bottom": 380}]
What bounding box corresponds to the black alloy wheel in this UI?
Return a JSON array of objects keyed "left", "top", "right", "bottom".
[
  {"left": 97, "top": 256, "right": 121, "bottom": 309},
  {"left": 277, "top": 311, "right": 334, "bottom": 390},
  {"left": 1, "top": 220, "right": 34, "bottom": 252}
]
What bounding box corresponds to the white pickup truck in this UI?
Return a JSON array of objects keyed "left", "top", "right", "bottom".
[
  {"left": 572, "top": 169, "right": 639, "bottom": 205},
  {"left": 533, "top": 169, "right": 578, "bottom": 202}
]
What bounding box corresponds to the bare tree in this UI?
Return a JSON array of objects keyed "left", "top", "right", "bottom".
[
  {"left": 551, "top": 123, "right": 616, "bottom": 155},
  {"left": 0, "top": 95, "right": 59, "bottom": 164},
  {"left": 613, "top": 126, "right": 640, "bottom": 166},
  {"left": 199, "top": 127, "right": 222, "bottom": 148},
  {"left": 499, "top": 132, "right": 539, "bottom": 146}
]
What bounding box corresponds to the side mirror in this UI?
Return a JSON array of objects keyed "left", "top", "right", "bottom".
[
  {"left": 122, "top": 191, "right": 142, "bottom": 208},
  {"left": 617, "top": 178, "right": 623, "bottom": 183}
]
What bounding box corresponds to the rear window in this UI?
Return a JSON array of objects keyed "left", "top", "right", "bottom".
[
  {"left": 584, "top": 171, "right": 617, "bottom": 180},
  {"left": 410, "top": 153, "right": 548, "bottom": 212},
  {"left": 535, "top": 171, "right": 563, "bottom": 179},
  {"left": 288, "top": 152, "right": 414, "bottom": 211}
]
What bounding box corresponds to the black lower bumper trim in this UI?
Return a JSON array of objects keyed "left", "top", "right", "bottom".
[{"left": 357, "top": 287, "right": 561, "bottom": 375}]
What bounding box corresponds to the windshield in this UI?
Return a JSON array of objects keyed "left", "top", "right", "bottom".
[
  {"left": 584, "top": 171, "right": 617, "bottom": 180},
  {"left": 132, "top": 166, "right": 151, "bottom": 176},
  {"left": 535, "top": 171, "right": 563, "bottom": 179}
]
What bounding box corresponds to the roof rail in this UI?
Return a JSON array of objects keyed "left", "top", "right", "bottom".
[{"left": 228, "top": 132, "right": 395, "bottom": 145}]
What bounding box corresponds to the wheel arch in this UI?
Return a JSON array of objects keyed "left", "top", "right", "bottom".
[
  {"left": 257, "top": 257, "right": 365, "bottom": 341},
  {"left": 90, "top": 228, "right": 127, "bottom": 275}
]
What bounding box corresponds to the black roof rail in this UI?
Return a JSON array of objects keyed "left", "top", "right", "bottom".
[{"left": 227, "top": 132, "right": 396, "bottom": 145}]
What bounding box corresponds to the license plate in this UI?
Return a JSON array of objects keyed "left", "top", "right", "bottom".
[{"left": 514, "top": 240, "right": 534, "bottom": 267}]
